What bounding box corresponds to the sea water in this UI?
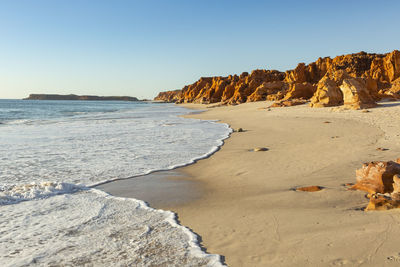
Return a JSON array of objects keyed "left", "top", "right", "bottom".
[{"left": 0, "top": 99, "right": 230, "bottom": 266}]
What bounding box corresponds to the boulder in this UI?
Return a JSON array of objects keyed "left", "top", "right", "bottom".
[
  {"left": 339, "top": 78, "right": 377, "bottom": 109},
  {"left": 352, "top": 159, "right": 400, "bottom": 194},
  {"left": 351, "top": 159, "right": 400, "bottom": 211},
  {"left": 310, "top": 76, "right": 343, "bottom": 107}
]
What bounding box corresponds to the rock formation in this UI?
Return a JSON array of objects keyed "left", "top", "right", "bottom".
[
  {"left": 352, "top": 159, "right": 400, "bottom": 194},
  {"left": 155, "top": 50, "right": 400, "bottom": 108},
  {"left": 351, "top": 159, "right": 400, "bottom": 211},
  {"left": 386, "top": 77, "right": 400, "bottom": 98},
  {"left": 246, "top": 81, "right": 285, "bottom": 102},
  {"left": 310, "top": 76, "right": 343, "bottom": 107},
  {"left": 283, "top": 82, "right": 316, "bottom": 100},
  {"left": 154, "top": 90, "right": 181, "bottom": 102},
  {"left": 339, "top": 78, "right": 377, "bottom": 109}
]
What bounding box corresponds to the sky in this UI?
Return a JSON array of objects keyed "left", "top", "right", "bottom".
[{"left": 0, "top": 0, "right": 399, "bottom": 99}]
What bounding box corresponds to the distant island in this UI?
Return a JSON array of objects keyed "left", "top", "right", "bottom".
[{"left": 24, "top": 94, "right": 139, "bottom": 101}]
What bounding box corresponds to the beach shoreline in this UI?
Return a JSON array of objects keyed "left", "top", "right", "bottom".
[
  {"left": 101, "top": 100, "right": 400, "bottom": 266},
  {"left": 161, "top": 101, "right": 400, "bottom": 266}
]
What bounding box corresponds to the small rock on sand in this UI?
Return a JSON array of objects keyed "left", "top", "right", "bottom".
[
  {"left": 296, "top": 186, "right": 324, "bottom": 192},
  {"left": 376, "top": 147, "right": 389, "bottom": 151},
  {"left": 237, "top": 128, "right": 243, "bottom": 132},
  {"left": 253, "top": 147, "right": 268, "bottom": 152}
]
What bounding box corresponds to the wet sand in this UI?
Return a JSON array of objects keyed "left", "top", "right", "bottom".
[{"left": 95, "top": 170, "right": 201, "bottom": 208}]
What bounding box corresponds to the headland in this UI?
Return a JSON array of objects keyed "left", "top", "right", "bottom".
[{"left": 24, "top": 94, "right": 139, "bottom": 101}]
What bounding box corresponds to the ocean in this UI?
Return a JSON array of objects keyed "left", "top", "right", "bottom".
[{"left": 0, "top": 99, "right": 230, "bottom": 266}]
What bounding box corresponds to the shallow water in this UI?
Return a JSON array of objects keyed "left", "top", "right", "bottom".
[{"left": 0, "top": 100, "right": 230, "bottom": 266}]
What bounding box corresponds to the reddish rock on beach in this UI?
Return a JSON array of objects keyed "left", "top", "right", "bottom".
[
  {"left": 352, "top": 158, "right": 400, "bottom": 211},
  {"left": 310, "top": 76, "right": 343, "bottom": 107},
  {"left": 352, "top": 159, "right": 400, "bottom": 194},
  {"left": 339, "top": 78, "right": 377, "bottom": 109},
  {"left": 296, "top": 186, "right": 323, "bottom": 192},
  {"left": 269, "top": 99, "right": 308, "bottom": 108}
]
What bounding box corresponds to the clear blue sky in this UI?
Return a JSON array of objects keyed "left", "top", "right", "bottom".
[{"left": 0, "top": 0, "right": 399, "bottom": 99}]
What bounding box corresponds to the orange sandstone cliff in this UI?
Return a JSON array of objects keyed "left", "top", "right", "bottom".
[{"left": 154, "top": 50, "right": 400, "bottom": 108}]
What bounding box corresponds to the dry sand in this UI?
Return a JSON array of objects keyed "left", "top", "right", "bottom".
[{"left": 161, "top": 101, "right": 400, "bottom": 266}]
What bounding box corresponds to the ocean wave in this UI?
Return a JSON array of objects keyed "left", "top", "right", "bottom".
[
  {"left": 0, "top": 182, "right": 86, "bottom": 205},
  {"left": 2, "top": 119, "right": 32, "bottom": 125},
  {"left": 90, "top": 120, "right": 232, "bottom": 187},
  {"left": 0, "top": 102, "right": 229, "bottom": 266}
]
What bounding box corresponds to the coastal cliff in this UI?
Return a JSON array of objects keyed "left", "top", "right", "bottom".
[
  {"left": 24, "top": 94, "right": 139, "bottom": 101},
  {"left": 155, "top": 50, "right": 400, "bottom": 108}
]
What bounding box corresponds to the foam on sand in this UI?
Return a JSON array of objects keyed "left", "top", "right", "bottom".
[{"left": 0, "top": 188, "right": 224, "bottom": 266}]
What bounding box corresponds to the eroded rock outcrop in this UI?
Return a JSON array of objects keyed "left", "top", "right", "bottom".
[
  {"left": 155, "top": 50, "right": 400, "bottom": 106},
  {"left": 283, "top": 82, "right": 316, "bottom": 100},
  {"left": 351, "top": 159, "right": 400, "bottom": 211},
  {"left": 154, "top": 90, "right": 182, "bottom": 102},
  {"left": 310, "top": 76, "right": 343, "bottom": 107},
  {"left": 246, "top": 81, "right": 285, "bottom": 102},
  {"left": 339, "top": 78, "right": 377, "bottom": 109},
  {"left": 387, "top": 77, "right": 400, "bottom": 98}
]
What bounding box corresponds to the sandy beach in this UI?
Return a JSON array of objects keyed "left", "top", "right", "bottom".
[
  {"left": 159, "top": 101, "right": 400, "bottom": 266},
  {"left": 4, "top": 2, "right": 400, "bottom": 266},
  {"left": 98, "top": 100, "right": 400, "bottom": 266}
]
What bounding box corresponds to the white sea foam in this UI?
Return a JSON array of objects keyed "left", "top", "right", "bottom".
[
  {"left": 0, "top": 101, "right": 229, "bottom": 266},
  {"left": 0, "top": 188, "right": 224, "bottom": 266},
  {"left": 0, "top": 182, "right": 85, "bottom": 205},
  {"left": 0, "top": 105, "right": 231, "bottom": 186}
]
